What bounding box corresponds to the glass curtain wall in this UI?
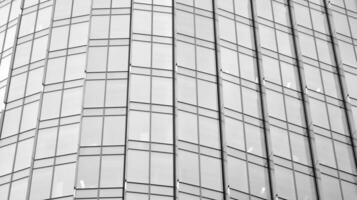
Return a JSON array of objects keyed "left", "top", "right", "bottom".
[{"left": 0, "top": 0, "right": 355, "bottom": 200}]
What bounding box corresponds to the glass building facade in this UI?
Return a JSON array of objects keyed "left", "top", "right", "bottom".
[{"left": 0, "top": 0, "right": 356, "bottom": 199}]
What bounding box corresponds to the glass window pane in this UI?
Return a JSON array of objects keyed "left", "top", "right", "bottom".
[
  {"left": 128, "top": 111, "right": 150, "bottom": 141},
  {"left": 14, "top": 41, "right": 31, "bottom": 67},
  {"left": 9, "top": 178, "right": 28, "bottom": 200},
  {"left": 223, "top": 81, "right": 241, "bottom": 111},
  {"left": 296, "top": 173, "right": 317, "bottom": 200},
  {"left": 239, "top": 53, "right": 256, "bottom": 82},
  {"left": 315, "top": 135, "right": 336, "bottom": 167},
  {"left": 218, "top": 16, "right": 235, "bottom": 42},
  {"left": 335, "top": 142, "right": 356, "bottom": 174},
  {"left": 77, "top": 156, "right": 100, "bottom": 188},
  {"left": 131, "top": 41, "right": 151, "bottom": 67},
  {"left": 196, "top": 15, "right": 213, "bottom": 41},
  {"left": 127, "top": 150, "right": 149, "bottom": 183},
  {"left": 221, "top": 47, "right": 239, "bottom": 76},
  {"left": 151, "top": 153, "right": 173, "bottom": 185},
  {"left": 200, "top": 156, "right": 222, "bottom": 189},
  {"left": 46, "top": 57, "right": 65, "bottom": 84},
  {"left": 266, "top": 90, "right": 285, "bottom": 119},
  {"left": 290, "top": 134, "right": 311, "bottom": 165},
  {"left": 152, "top": 77, "right": 172, "bottom": 105},
  {"left": 309, "top": 98, "right": 329, "bottom": 128},
  {"left": 111, "top": 15, "right": 130, "bottom": 38},
  {"left": 299, "top": 33, "right": 317, "bottom": 59},
  {"left": 54, "top": 0, "right": 72, "bottom": 19},
  {"left": 177, "top": 111, "right": 198, "bottom": 143},
  {"left": 242, "top": 88, "right": 260, "bottom": 117},
  {"left": 228, "top": 157, "right": 248, "bottom": 192},
  {"left": 153, "top": 12, "right": 172, "bottom": 36},
  {"left": 36, "top": 7, "right": 52, "bottom": 31},
  {"left": 263, "top": 56, "right": 280, "bottom": 84},
  {"left": 179, "top": 150, "right": 199, "bottom": 185},
  {"left": 246, "top": 124, "right": 265, "bottom": 156},
  {"left": 178, "top": 75, "right": 196, "bottom": 105},
  {"left": 281, "top": 62, "right": 298, "bottom": 90},
  {"left": 2, "top": 107, "right": 21, "bottom": 138},
  {"left": 51, "top": 26, "right": 69, "bottom": 51},
  {"left": 176, "top": 10, "right": 194, "bottom": 36},
  {"left": 14, "top": 138, "right": 33, "bottom": 171},
  {"left": 69, "top": 22, "right": 89, "bottom": 47},
  {"left": 80, "top": 117, "right": 102, "bottom": 146},
  {"left": 177, "top": 42, "right": 195, "bottom": 69},
  {"left": 249, "top": 164, "right": 270, "bottom": 199},
  {"left": 0, "top": 144, "right": 16, "bottom": 176},
  {"left": 103, "top": 116, "right": 126, "bottom": 145},
  {"left": 100, "top": 156, "right": 123, "bottom": 187},
  {"left": 152, "top": 43, "right": 172, "bottom": 70},
  {"left": 271, "top": 126, "right": 290, "bottom": 159},
  {"left": 20, "top": 101, "right": 39, "bottom": 132},
  {"left": 196, "top": 46, "right": 215, "bottom": 74},
  {"left": 225, "top": 117, "right": 244, "bottom": 150},
  {"left": 19, "top": 12, "right": 35, "bottom": 36},
  {"left": 84, "top": 80, "right": 105, "bottom": 107},
  {"left": 133, "top": 10, "right": 151, "bottom": 34},
  {"left": 341, "top": 181, "right": 357, "bottom": 200},
  {"left": 36, "top": 128, "right": 57, "bottom": 158},
  {"left": 259, "top": 25, "right": 276, "bottom": 51},
  {"left": 275, "top": 166, "right": 296, "bottom": 200},
  {"left": 199, "top": 116, "right": 220, "bottom": 148},
  {"left": 29, "top": 167, "right": 52, "bottom": 200},
  {"left": 321, "top": 175, "right": 342, "bottom": 200},
  {"left": 8, "top": 73, "right": 26, "bottom": 101},
  {"left": 66, "top": 53, "right": 86, "bottom": 80},
  {"left": 197, "top": 80, "right": 217, "bottom": 109},
  {"left": 73, "top": 0, "right": 91, "bottom": 16},
  {"left": 57, "top": 124, "right": 80, "bottom": 155},
  {"left": 87, "top": 47, "right": 107, "bottom": 72},
  {"left": 108, "top": 46, "right": 128, "bottom": 71},
  {"left": 61, "top": 87, "right": 82, "bottom": 116},
  {"left": 26, "top": 67, "right": 43, "bottom": 95},
  {"left": 285, "top": 96, "right": 304, "bottom": 126},
  {"left": 41, "top": 91, "right": 61, "bottom": 119},
  {"left": 106, "top": 80, "right": 127, "bottom": 107},
  {"left": 237, "top": 22, "right": 254, "bottom": 49},
  {"left": 52, "top": 164, "right": 76, "bottom": 198},
  {"left": 151, "top": 113, "right": 172, "bottom": 144},
  {"left": 90, "top": 16, "right": 109, "bottom": 38},
  {"left": 130, "top": 75, "right": 150, "bottom": 103}
]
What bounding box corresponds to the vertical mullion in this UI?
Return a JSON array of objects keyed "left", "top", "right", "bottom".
[
  {"left": 250, "top": 0, "right": 277, "bottom": 199},
  {"left": 122, "top": 0, "right": 135, "bottom": 198},
  {"left": 1, "top": 0, "right": 26, "bottom": 198},
  {"left": 9, "top": 0, "right": 42, "bottom": 198},
  {"left": 0, "top": 0, "right": 25, "bottom": 138},
  {"left": 210, "top": 0, "right": 229, "bottom": 199},
  {"left": 287, "top": 0, "right": 323, "bottom": 199},
  {"left": 321, "top": 0, "right": 357, "bottom": 169},
  {"left": 96, "top": 0, "right": 113, "bottom": 198},
  {"left": 0, "top": 0, "right": 16, "bottom": 115},
  {"left": 73, "top": 0, "right": 95, "bottom": 198},
  {"left": 172, "top": 0, "right": 178, "bottom": 198}
]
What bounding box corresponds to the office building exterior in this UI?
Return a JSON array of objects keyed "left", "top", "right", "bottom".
[{"left": 0, "top": 0, "right": 356, "bottom": 199}]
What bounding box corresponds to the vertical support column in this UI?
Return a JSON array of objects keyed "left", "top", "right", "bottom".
[
  {"left": 250, "top": 0, "right": 277, "bottom": 199},
  {"left": 287, "top": 0, "right": 323, "bottom": 199},
  {"left": 211, "top": 0, "right": 229, "bottom": 199},
  {"left": 122, "top": 0, "right": 134, "bottom": 197},
  {"left": 25, "top": 0, "right": 56, "bottom": 198},
  {"left": 322, "top": 0, "right": 357, "bottom": 168},
  {"left": 172, "top": 0, "right": 177, "bottom": 199}
]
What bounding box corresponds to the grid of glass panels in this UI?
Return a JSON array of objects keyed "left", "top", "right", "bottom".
[{"left": 0, "top": 0, "right": 356, "bottom": 200}]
